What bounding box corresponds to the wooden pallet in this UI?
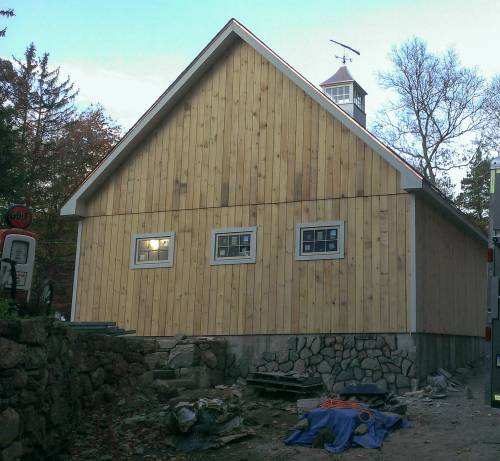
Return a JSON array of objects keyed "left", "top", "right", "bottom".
[{"left": 247, "top": 372, "right": 323, "bottom": 394}]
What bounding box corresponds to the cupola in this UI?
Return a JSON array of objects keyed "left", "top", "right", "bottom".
[{"left": 320, "top": 66, "right": 367, "bottom": 127}]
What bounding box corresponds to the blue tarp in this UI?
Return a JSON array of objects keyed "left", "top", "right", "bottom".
[{"left": 285, "top": 406, "right": 409, "bottom": 453}]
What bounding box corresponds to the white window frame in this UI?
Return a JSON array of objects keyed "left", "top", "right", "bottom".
[
  {"left": 295, "top": 221, "right": 345, "bottom": 261},
  {"left": 210, "top": 226, "right": 257, "bottom": 265},
  {"left": 130, "top": 231, "right": 176, "bottom": 269}
]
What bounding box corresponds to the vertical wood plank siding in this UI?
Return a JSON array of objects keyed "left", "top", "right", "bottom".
[
  {"left": 415, "top": 197, "right": 486, "bottom": 336},
  {"left": 76, "top": 39, "right": 411, "bottom": 335}
]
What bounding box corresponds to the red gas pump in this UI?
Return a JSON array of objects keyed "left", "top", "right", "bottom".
[{"left": 0, "top": 205, "right": 37, "bottom": 302}]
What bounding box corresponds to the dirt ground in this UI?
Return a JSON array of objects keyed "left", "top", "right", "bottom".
[{"left": 65, "top": 361, "right": 500, "bottom": 461}]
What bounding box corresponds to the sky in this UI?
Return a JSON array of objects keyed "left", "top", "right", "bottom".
[{"left": 1, "top": 0, "right": 499, "bottom": 185}]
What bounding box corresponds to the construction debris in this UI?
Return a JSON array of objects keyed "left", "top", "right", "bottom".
[{"left": 246, "top": 371, "right": 323, "bottom": 394}]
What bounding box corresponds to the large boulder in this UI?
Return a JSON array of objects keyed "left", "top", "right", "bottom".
[
  {"left": 0, "top": 338, "right": 26, "bottom": 369},
  {"left": 167, "top": 344, "right": 199, "bottom": 369},
  {"left": 0, "top": 408, "right": 20, "bottom": 447}
]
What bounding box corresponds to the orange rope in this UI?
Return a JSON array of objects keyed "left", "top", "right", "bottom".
[{"left": 319, "top": 399, "right": 372, "bottom": 415}]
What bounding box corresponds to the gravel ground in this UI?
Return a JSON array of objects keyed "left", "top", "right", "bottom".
[{"left": 64, "top": 361, "right": 500, "bottom": 461}]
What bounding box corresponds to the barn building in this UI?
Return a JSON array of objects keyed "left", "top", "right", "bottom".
[{"left": 62, "top": 19, "right": 486, "bottom": 391}]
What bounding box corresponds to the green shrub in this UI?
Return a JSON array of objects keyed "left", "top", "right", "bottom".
[{"left": 0, "top": 297, "right": 19, "bottom": 320}]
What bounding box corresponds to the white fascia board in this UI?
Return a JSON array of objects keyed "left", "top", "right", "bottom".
[{"left": 61, "top": 19, "right": 422, "bottom": 218}]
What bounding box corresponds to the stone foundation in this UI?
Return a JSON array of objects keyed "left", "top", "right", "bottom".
[
  {"left": 224, "top": 332, "right": 484, "bottom": 392},
  {"left": 225, "top": 333, "right": 417, "bottom": 394}
]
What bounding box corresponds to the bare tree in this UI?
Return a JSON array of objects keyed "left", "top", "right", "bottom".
[
  {"left": 374, "top": 37, "right": 488, "bottom": 188},
  {"left": 0, "top": 8, "right": 14, "bottom": 37}
]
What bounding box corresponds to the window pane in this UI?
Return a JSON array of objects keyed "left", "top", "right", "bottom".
[
  {"left": 303, "top": 242, "right": 314, "bottom": 253},
  {"left": 240, "top": 245, "right": 250, "bottom": 256},
  {"left": 148, "top": 251, "right": 159, "bottom": 261},
  {"left": 218, "top": 246, "right": 228, "bottom": 257},
  {"left": 303, "top": 230, "right": 315, "bottom": 241},
  {"left": 218, "top": 235, "right": 229, "bottom": 246},
  {"left": 327, "top": 228, "right": 337, "bottom": 240},
  {"left": 314, "top": 241, "right": 326, "bottom": 252},
  {"left": 315, "top": 229, "right": 326, "bottom": 240},
  {"left": 240, "top": 234, "right": 251, "bottom": 244},
  {"left": 158, "top": 250, "right": 169, "bottom": 261},
  {"left": 327, "top": 241, "right": 337, "bottom": 252},
  {"left": 138, "top": 251, "right": 149, "bottom": 262},
  {"left": 138, "top": 240, "right": 149, "bottom": 251},
  {"left": 159, "top": 239, "right": 169, "bottom": 249},
  {"left": 230, "top": 235, "right": 239, "bottom": 246}
]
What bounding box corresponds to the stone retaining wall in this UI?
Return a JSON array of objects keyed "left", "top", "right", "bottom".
[{"left": 0, "top": 320, "right": 225, "bottom": 461}]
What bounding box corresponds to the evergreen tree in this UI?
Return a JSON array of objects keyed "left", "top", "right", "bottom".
[
  {"left": 0, "top": 8, "right": 14, "bottom": 38},
  {"left": 456, "top": 149, "right": 490, "bottom": 231}
]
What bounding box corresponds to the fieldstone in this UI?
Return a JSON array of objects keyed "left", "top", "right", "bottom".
[
  {"left": 262, "top": 352, "right": 276, "bottom": 362},
  {"left": 407, "top": 364, "right": 416, "bottom": 378},
  {"left": 396, "top": 375, "right": 410, "bottom": 388},
  {"left": 367, "top": 349, "right": 382, "bottom": 358},
  {"left": 306, "top": 336, "right": 318, "bottom": 348},
  {"left": 309, "top": 354, "right": 322, "bottom": 365},
  {"left": 279, "top": 361, "right": 294, "bottom": 373},
  {"left": 375, "top": 336, "right": 385, "bottom": 349},
  {"left": 384, "top": 335, "right": 397, "bottom": 350},
  {"left": 384, "top": 362, "right": 400, "bottom": 374},
  {"left": 365, "top": 370, "right": 372, "bottom": 377},
  {"left": 91, "top": 368, "right": 106, "bottom": 388},
  {"left": 0, "top": 321, "right": 20, "bottom": 340},
  {"left": 201, "top": 350, "right": 218, "bottom": 369},
  {"left": 378, "top": 356, "right": 390, "bottom": 363},
  {"left": 360, "top": 358, "right": 378, "bottom": 370},
  {"left": 376, "top": 379, "right": 388, "bottom": 393},
  {"left": 299, "top": 348, "right": 312, "bottom": 359},
  {"left": 317, "top": 361, "right": 332, "bottom": 374},
  {"left": 373, "top": 370, "right": 383, "bottom": 382},
  {"left": 324, "top": 337, "right": 336, "bottom": 347},
  {"left": 402, "top": 358, "right": 412, "bottom": 376},
  {"left": 334, "top": 344, "right": 343, "bottom": 351},
  {"left": 386, "top": 373, "right": 395, "bottom": 384},
  {"left": 287, "top": 337, "right": 297, "bottom": 351},
  {"left": 0, "top": 408, "right": 20, "bottom": 447},
  {"left": 293, "top": 359, "right": 306, "bottom": 375},
  {"left": 358, "top": 351, "right": 367, "bottom": 359},
  {"left": 382, "top": 346, "right": 391, "bottom": 357},
  {"left": 276, "top": 350, "right": 289, "bottom": 364},
  {"left": 354, "top": 367, "right": 364, "bottom": 380},
  {"left": 321, "top": 347, "right": 336, "bottom": 358},
  {"left": 310, "top": 337, "right": 322, "bottom": 355},
  {"left": 265, "top": 361, "right": 278, "bottom": 372},
  {"left": 321, "top": 374, "right": 335, "bottom": 390},
  {"left": 19, "top": 320, "right": 47, "bottom": 345},
  {"left": 342, "top": 350, "right": 350, "bottom": 359},
  {"left": 355, "top": 341, "right": 364, "bottom": 351},
  {"left": 297, "top": 336, "right": 307, "bottom": 352},
  {"left": 392, "top": 356, "right": 403, "bottom": 367},
  {"left": 11, "top": 369, "right": 28, "bottom": 389},
  {"left": 144, "top": 352, "right": 170, "bottom": 370},
  {"left": 289, "top": 351, "right": 299, "bottom": 361},
  {"left": 340, "top": 359, "right": 350, "bottom": 370},
  {"left": 167, "top": 344, "right": 198, "bottom": 369},
  {"left": 337, "top": 369, "right": 354, "bottom": 381},
  {"left": 2, "top": 441, "right": 23, "bottom": 461},
  {"left": 350, "top": 358, "right": 360, "bottom": 368},
  {"left": 0, "top": 338, "right": 26, "bottom": 369},
  {"left": 332, "top": 382, "right": 346, "bottom": 393},
  {"left": 364, "top": 340, "right": 376, "bottom": 349},
  {"left": 343, "top": 335, "right": 355, "bottom": 348},
  {"left": 350, "top": 349, "right": 358, "bottom": 358}
]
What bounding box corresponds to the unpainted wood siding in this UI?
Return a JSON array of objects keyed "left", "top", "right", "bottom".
[
  {"left": 415, "top": 196, "right": 486, "bottom": 336},
  {"left": 75, "top": 39, "right": 411, "bottom": 335}
]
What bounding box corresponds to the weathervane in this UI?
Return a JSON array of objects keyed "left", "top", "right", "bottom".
[{"left": 330, "top": 39, "right": 360, "bottom": 65}]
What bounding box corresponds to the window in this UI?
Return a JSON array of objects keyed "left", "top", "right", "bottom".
[
  {"left": 325, "top": 85, "right": 350, "bottom": 105},
  {"left": 295, "top": 221, "right": 345, "bottom": 261},
  {"left": 353, "top": 86, "right": 364, "bottom": 110},
  {"left": 210, "top": 227, "right": 257, "bottom": 265},
  {"left": 130, "top": 232, "right": 175, "bottom": 269}
]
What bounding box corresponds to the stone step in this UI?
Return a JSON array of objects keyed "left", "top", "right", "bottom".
[
  {"left": 158, "top": 378, "right": 196, "bottom": 389},
  {"left": 156, "top": 339, "right": 177, "bottom": 350},
  {"left": 152, "top": 369, "right": 176, "bottom": 380}
]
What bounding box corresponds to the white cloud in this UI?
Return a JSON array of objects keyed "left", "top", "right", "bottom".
[{"left": 57, "top": 54, "right": 188, "bottom": 129}]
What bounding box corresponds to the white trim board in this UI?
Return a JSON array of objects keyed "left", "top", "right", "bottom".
[
  {"left": 70, "top": 220, "right": 83, "bottom": 322},
  {"left": 60, "top": 18, "right": 422, "bottom": 218}
]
